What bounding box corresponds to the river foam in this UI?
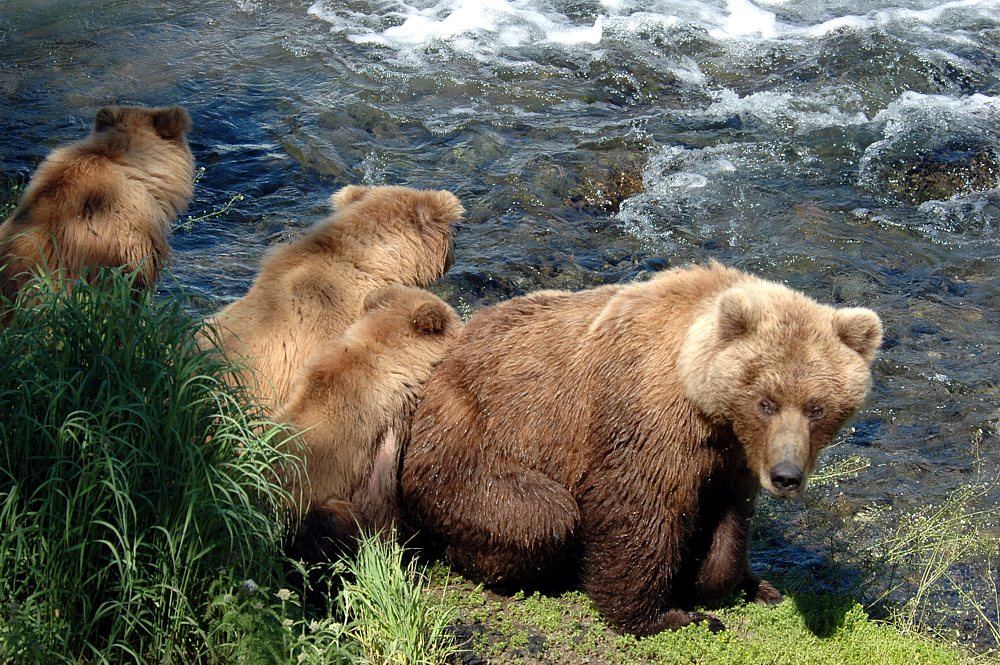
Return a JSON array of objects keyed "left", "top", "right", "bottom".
[{"left": 308, "top": 0, "right": 998, "bottom": 58}]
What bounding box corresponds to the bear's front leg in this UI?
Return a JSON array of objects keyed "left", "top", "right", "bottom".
[
  {"left": 579, "top": 487, "right": 725, "bottom": 635},
  {"left": 695, "top": 501, "right": 782, "bottom": 606},
  {"left": 740, "top": 573, "right": 783, "bottom": 605}
]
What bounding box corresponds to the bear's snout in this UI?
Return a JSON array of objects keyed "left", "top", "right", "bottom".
[
  {"left": 758, "top": 409, "right": 811, "bottom": 497},
  {"left": 768, "top": 462, "right": 803, "bottom": 496}
]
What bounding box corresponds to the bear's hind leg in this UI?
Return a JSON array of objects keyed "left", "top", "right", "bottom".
[
  {"left": 405, "top": 459, "right": 579, "bottom": 588},
  {"left": 451, "top": 465, "right": 580, "bottom": 587},
  {"left": 403, "top": 373, "right": 580, "bottom": 588}
]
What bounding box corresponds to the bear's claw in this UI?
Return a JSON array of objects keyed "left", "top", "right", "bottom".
[{"left": 751, "top": 578, "right": 783, "bottom": 605}]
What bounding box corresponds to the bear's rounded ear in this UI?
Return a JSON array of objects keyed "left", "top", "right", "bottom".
[
  {"left": 362, "top": 286, "right": 398, "bottom": 313},
  {"left": 94, "top": 107, "right": 121, "bottom": 132},
  {"left": 330, "top": 185, "right": 372, "bottom": 210},
  {"left": 152, "top": 106, "right": 192, "bottom": 141},
  {"left": 715, "top": 288, "right": 760, "bottom": 344},
  {"left": 415, "top": 190, "right": 465, "bottom": 228},
  {"left": 412, "top": 302, "right": 449, "bottom": 335},
  {"left": 832, "top": 307, "right": 882, "bottom": 362}
]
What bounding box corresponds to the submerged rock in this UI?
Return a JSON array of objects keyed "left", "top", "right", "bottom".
[
  {"left": 566, "top": 154, "right": 646, "bottom": 214},
  {"left": 882, "top": 144, "right": 999, "bottom": 204}
]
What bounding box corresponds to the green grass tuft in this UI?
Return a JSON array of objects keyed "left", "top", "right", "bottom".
[
  {"left": 341, "top": 534, "right": 458, "bottom": 665},
  {"left": 0, "top": 268, "right": 299, "bottom": 662},
  {"left": 0, "top": 269, "right": 462, "bottom": 663},
  {"left": 204, "top": 561, "right": 358, "bottom": 664}
]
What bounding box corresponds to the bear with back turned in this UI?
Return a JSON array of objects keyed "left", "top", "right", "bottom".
[
  {"left": 399, "top": 261, "right": 882, "bottom": 635},
  {"left": 282, "top": 284, "right": 461, "bottom": 561},
  {"left": 207, "top": 185, "right": 462, "bottom": 412},
  {"left": 0, "top": 105, "right": 194, "bottom": 311}
]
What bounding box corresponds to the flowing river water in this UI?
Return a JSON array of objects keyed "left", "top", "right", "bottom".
[{"left": 1, "top": 0, "right": 997, "bottom": 647}]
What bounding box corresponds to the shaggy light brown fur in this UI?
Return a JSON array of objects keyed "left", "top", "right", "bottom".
[
  {"left": 282, "top": 285, "right": 460, "bottom": 558},
  {"left": 207, "top": 185, "right": 462, "bottom": 411},
  {"left": 400, "top": 261, "right": 882, "bottom": 636},
  {"left": 0, "top": 106, "right": 194, "bottom": 308}
]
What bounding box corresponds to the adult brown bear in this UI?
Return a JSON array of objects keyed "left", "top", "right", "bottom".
[
  {"left": 399, "top": 262, "right": 882, "bottom": 635},
  {"left": 0, "top": 105, "right": 194, "bottom": 310}
]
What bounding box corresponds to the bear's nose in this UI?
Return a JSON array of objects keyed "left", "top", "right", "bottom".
[{"left": 770, "top": 462, "right": 803, "bottom": 493}]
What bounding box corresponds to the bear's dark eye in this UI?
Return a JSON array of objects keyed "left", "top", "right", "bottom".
[
  {"left": 758, "top": 398, "right": 777, "bottom": 416},
  {"left": 806, "top": 404, "right": 825, "bottom": 420}
]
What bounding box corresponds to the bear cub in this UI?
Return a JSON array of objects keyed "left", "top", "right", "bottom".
[
  {"left": 0, "top": 105, "right": 194, "bottom": 310},
  {"left": 283, "top": 285, "right": 461, "bottom": 560},
  {"left": 208, "top": 185, "right": 462, "bottom": 412}
]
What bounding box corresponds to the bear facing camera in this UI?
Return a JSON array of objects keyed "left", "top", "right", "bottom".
[{"left": 399, "top": 261, "right": 882, "bottom": 636}]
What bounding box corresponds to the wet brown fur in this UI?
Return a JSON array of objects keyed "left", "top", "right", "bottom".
[
  {"left": 207, "top": 185, "right": 463, "bottom": 411},
  {"left": 399, "top": 262, "right": 882, "bottom": 636},
  {"left": 0, "top": 105, "right": 194, "bottom": 308},
  {"left": 282, "top": 286, "right": 461, "bottom": 558}
]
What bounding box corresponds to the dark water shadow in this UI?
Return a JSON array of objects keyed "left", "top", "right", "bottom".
[{"left": 747, "top": 493, "right": 875, "bottom": 639}]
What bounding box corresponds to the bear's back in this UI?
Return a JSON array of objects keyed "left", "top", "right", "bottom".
[
  {"left": 409, "top": 284, "right": 627, "bottom": 488},
  {"left": 0, "top": 148, "right": 162, "bottom": 289},
  {"left": 407, "top": 265, "right": 751, "bottom": 487}
]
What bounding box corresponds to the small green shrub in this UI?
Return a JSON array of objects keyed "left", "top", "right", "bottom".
[
  {"left": 204, "top": 535, "right": 458, "bottom": 665},
  {"left": 0, "top": 177, "right": 24, "bottom": 219},
  {"left": 866, "top": 478, "right": 1000, "bottom": 646},
  {"left": 205, "top": 561, "right": 358, "bottom": 664},
  {"left": 0, "top": 269, "right": 298, "bottom": 663}
]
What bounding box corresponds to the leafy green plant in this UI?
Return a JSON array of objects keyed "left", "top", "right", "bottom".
[
  {"left": 205, "top": 561, "right": 357, "bottom": 664},
  {"left": 0, "top": 177, "right": 25, "bottom": 219},
  {"left": 174, "top": 166, "right": 245, "bottom": 233}
]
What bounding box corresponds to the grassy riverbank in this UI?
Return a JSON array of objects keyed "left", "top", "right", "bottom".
[{"left": 433, "top": 575, "right": 972, "bottom": 664}]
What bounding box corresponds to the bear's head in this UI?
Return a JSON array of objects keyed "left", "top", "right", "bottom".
[
  {"left": 90, "top": 105, "right": 193, "bottom": 159},
  {"left": 329, "top": 186, "right": 463, "bottom": 285},
  {"left": 358, "top": 284, "right": 461, "bottom": 350},
  {"left": 86, "top": 105, "right": 195, "bottom": 214},
  {"left": 678, "top": 280, "right": 882, "bottom": 498}
]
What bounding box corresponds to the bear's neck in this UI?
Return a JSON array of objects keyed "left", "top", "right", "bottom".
[{"left": 587, "top": 286, "right": 757, "bottom": 493}]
